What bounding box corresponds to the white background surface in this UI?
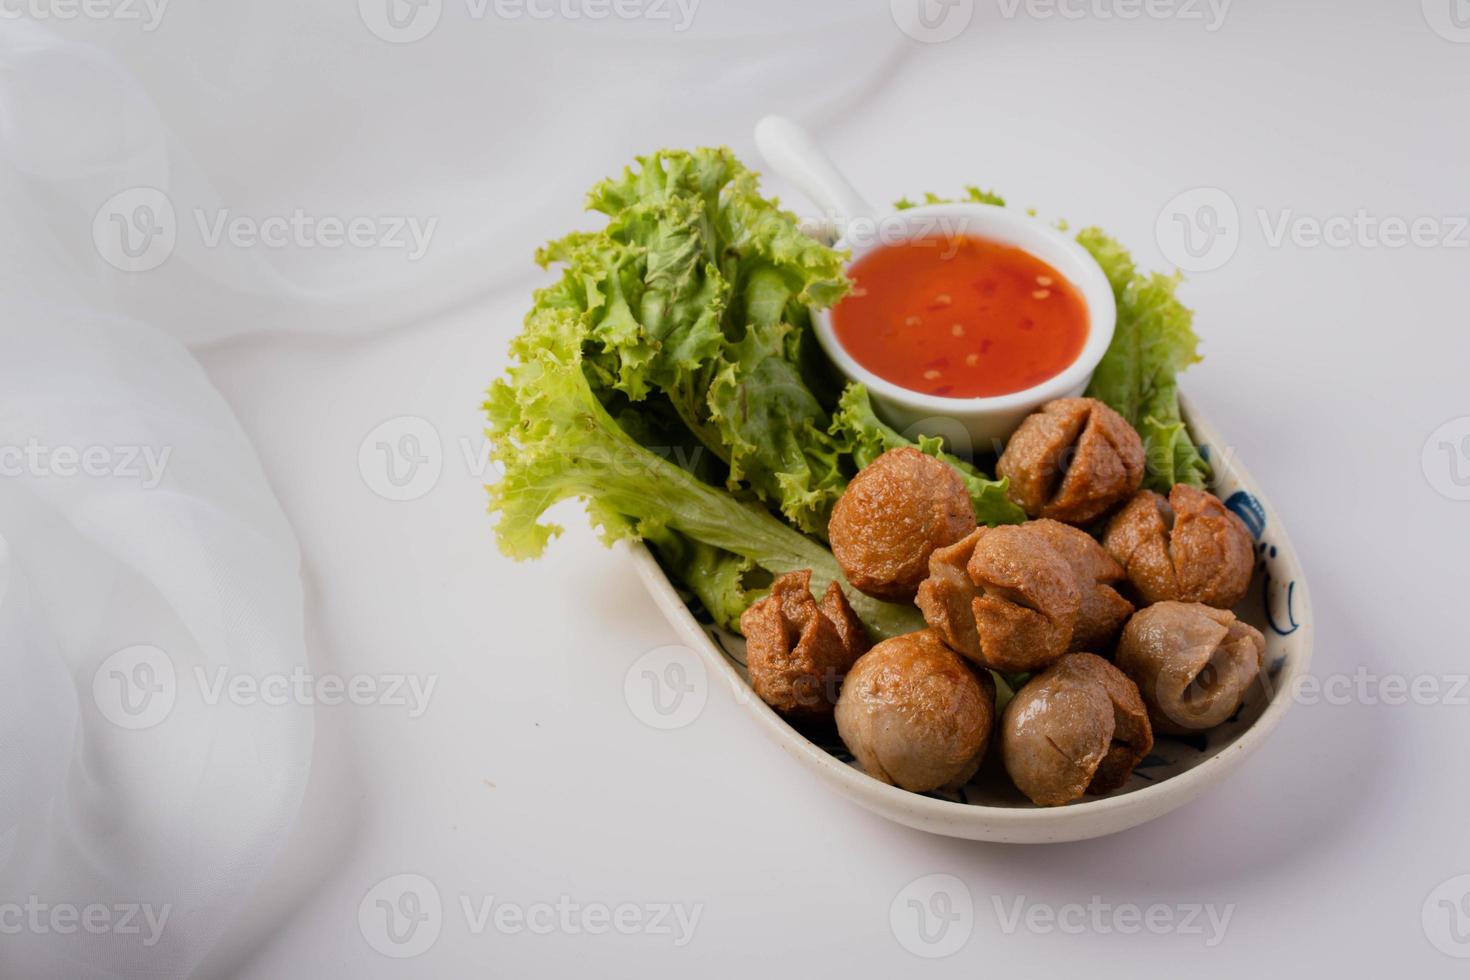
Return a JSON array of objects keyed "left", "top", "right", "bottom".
[{"left": 69, "top": 1, "right": 1469, "bottom": 975}]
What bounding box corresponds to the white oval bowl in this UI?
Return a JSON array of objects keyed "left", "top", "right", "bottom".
[
  {"left": 813, "top": 203, "right": 1117, "bottom": 452},
  {"left": 631, "top": 395, "right": 1312, "bottom": 843}
]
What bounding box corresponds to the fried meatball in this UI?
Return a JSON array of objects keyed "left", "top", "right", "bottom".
[
  {"left": 835, "top": 629, "right": 995, "bottom": 793},
  {"left": 915, "top": 525, "right": 1080, "bottom": 673},
  {"left": 829, "top": 447, "right": 976, "bottom": 602},
  {"left": 996, "top": 397, "right": 1145, "bottom": 525},
  {"left": 1001, "top": 653, "right": 1153, "bottom": 807},
  {"left": 1102, "top": 484, "right": 1254, "bottom": 609},
  {"left": 1116, "top": 601, "right": 1265, "bottom": 734},
  {"left": 740, "top": 570, "right": 870, "bottom": 718},
  {"left": 1021, "top": 519, "right": 1134, "bottom": 653}
]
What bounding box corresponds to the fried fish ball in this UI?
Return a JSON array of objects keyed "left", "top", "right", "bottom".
[
  {"left": 740, "top": 569, "right": 870, "bottom": 718},
  {"left": 1001, "top": 653, "right": 1153, "bottom": 807},
  {"left": 915, "top": 525, "right": 1081, "bottom": 673},
  {"left": 1021, "top": 519, "right": 1135, "bottom": 653},
  {"left": 1115, "top": 601, "right": 1265, "bottom": 734},
  {"left": 996, "top": 397, "right": 1145, "bottom": 525},
  {"left": 834, "top": 629, "right": 995, "bottom": 793},
  {"left": 829, "top": 447, "right": 976, "bottom": 603},
  {"left": 1102, "top": 484, "right": 1254, "bottom": 609}
]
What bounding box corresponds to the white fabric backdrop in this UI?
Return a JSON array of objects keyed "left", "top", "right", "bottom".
[{"left": 0, "top": 4, "right": 899, "bottom": 975}]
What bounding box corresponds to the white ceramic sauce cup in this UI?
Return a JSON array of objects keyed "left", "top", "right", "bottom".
[{"left": 754, "top": 115, "right": 1116, "bottom": 452}]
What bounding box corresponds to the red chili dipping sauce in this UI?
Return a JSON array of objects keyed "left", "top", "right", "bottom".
[{"left": 831, "top": 235, "right": 1089, "bottom": 398}]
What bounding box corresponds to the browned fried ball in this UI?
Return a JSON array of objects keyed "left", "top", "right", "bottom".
[
  {"left": 1102, "top": 484, "right": 1254, "bottom": 609},
  {"left": 1021, "top": 519, "right": 1134, "bottom": 653},
  {"left": 834, "top": 629, "right": 996, "bottom": 793},
  {"left": 828, "top": 447, "right": 976, "bottom": 602},
  {"left": 1115, "top": 601, "right": 1265, "bottom": 734},
  {"left": 739, "top": 569, "right": 870, "bottom": 718},
  {"left": 915, "top": 525, "right": 1080, "bottom": 673},
  {"left": 996, "top": 397, "right": 1145, "bottom": 525},
  {"left": 1001, "top": 653, "right": 1153, "bottom": 807}
]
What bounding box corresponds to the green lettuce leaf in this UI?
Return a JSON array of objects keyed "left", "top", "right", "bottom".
[
  {"left": 640, "top": 523, "right": 759, "bottom": 632},
  {"left": 1077, "top": 228, "right": 1209, "bottom": 490},
  {"left": 895, "top": 186, "right": 1007, "bottom": 210},
  {"left": 483, "top": 304, "right": 923, "bottom": 639},
  {"left": 541, "top": 147, "right": 851, "bottom": 534}
]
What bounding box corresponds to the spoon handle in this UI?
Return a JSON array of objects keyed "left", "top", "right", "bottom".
[{"left": 754, "top": 115, "right": 876, "bottom": 233}]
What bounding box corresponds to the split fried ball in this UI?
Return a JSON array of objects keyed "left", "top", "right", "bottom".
[
  {"left": 1115, "top": 601, "right": 1265, "bottom": 734},
  {"left": 740, "top": 569, "right": 871, "bottom": 718},
  {"left": 1022, "top": 519, "right": 1135, "bottom": 653},
  {"left": 829, "top": 447, "right": 976, "bottom": 602},
  {"left": 996, "top": 397, "right": 1145, "bottom": 525},
  {"left": 834, "top": 629, "right": 996, "bottom": 793},
  {"left": 1102, "top": 484, "right": 1254, "bottom": 609},
  {"left": 915, "top": 525, "right": 1080, "bottom": 673},
  {"left": 1001, "top": 653, "right": 1153, "bottom": 807}
]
